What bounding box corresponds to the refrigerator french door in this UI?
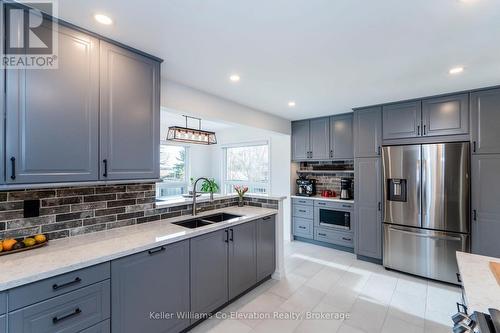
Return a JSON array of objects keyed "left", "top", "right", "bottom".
[{"left": 382, "top": 143, "right": 470, "bottom": 284}]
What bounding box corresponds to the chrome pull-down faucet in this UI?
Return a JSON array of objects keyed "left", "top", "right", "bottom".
[{"left": 192, "top": 177, "right": 210, "bottom": 216}]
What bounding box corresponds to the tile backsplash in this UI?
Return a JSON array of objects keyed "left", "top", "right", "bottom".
[
  {"left": 298, "top": 161, "right": 355, "bottom": 196},
  {"left": 0, "top": 183, "right": 279, "bottom": 240}
]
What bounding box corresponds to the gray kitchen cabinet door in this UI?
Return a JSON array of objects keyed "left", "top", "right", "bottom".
[
  {"left": 310, "top": 117, "right": 330, "bottom": 160},
  {"left": 0, "top": 3, "right": 4, "bottom": 184},
  {"left": 100, "top": 41, "right": 160, "bottom": 180},
  {"left": 422, "top": 94, "right": 469, "bottom": 137},
  {"left": 256, "top": 215, "right": 276, "bottom": 281},
  {"left": 190, "top": 229, "right": 229, "bottom": 322},
  {"left": 382, "top": 101, "right": 422, "bottom": 140},
  {"left": 471, "top": 88, "right": 500, "bottom": 154},
  {"left": 471, "top": 155, "right": 500, "bottom": 257},
  {"left": 5, "top": 22, "right": 99, "bottom": 183},
  {"left": 111, "top": 240, "right": 190, "bottom": 333},
  {"left": 0, "top": 315, "right": 4, "bottom": 333},
  {"left": 330, "top": 114, "right": 354, "bottom": 159},
  {"left": 354, "top": 107, "right": 382, "bottom": 158},
  {"left": 355, "top": 157, "right": 382, "bottom": 259},
  {"left": 229, "top": 221, "right": 257, "bottom": 299},
  {"left": 291, "top": 120, "right": 310, "bottom": 161}
]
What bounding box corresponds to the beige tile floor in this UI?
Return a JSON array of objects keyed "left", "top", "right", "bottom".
[{"left": 189, "top": 240, "right": 460, "bottom": 333}]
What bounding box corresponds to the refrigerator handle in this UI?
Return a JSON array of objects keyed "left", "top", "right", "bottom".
[{"left": 388, "top": 226, "right": 463, "bottom": 242}]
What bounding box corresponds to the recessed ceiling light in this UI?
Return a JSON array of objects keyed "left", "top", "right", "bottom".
[
  {"left": 449, "top": 66, "right": 464, "bottom": 75},
  {"left": 94, "top": 14, "right": 113, "bottom": 25},
  {"left": 288, "top": 101, "right": 296, "bottom": 107},
  {"left": 229, "top": 74, "right": 240, "bottom": 82}
]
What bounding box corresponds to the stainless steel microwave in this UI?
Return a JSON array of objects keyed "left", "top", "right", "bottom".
[{"left": 314, "top": 204, "right": 351, "bottom": 231}]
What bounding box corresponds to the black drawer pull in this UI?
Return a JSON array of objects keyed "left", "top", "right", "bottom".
[
  {"left": 229, "top": 229, "right": 234, "bottom": 242},
  {"left": 473, "top": 210, "right": 477, "bottom": 221},
  {"left": 342, "top": 237, "right": 352, "bottom": 241},
  {"left": 423, "top": 124, "right": 427, "bottom": 135},
  {"left": 456, "top": 302, "right": 468, "bottom": 315},
  {"left": 298, "top": 210, "right": 306, "bottom": 213},
  {"left": 53, "top": 308, "right": 81, "bottom": 324},
  {"left": 456, "top": 273, "right": 462, "bottom": 283},
  {"left": 263, "top": 216, "right": 271, "bottom": 220},
  {"left": 224, "top": 230, "right": 229, "bottom": 243},
  {"left": 298, "top": 226, "right": 306, "bottom": 229},
  {"left": 148, "top": 246, "right": 165, "bottom": 255},
  {"left": 318, "top": 233, "right": 327, "bottom": 236},
  {"left": 10, "top": 157, "right": 16, "bottom": 180},
  {"left": 52, "top": 277, "right": 81, "bottom": 291},
  {"left": 317, "top": 202, "right": 326, "bottom": 206},
  {"left": 378, "top": 202, "right": 381, "bottom": 211},
  {"left": 417, "top": 125, "right": 420, "bottom": 136},
  {"left": 473, "top": 141, "right": 477, "bottom": 153},
  {"left": 102, "top": 159, "right": 108, "bottom": 177},
  {"left": 378, "top": 146, "right": 381, "bottom": 156},
  {"left": 342, "top": 205, "right": 351, "bottom": 208}
]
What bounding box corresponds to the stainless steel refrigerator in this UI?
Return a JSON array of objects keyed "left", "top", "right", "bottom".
[{"left": 382, "top": 142, "right": 470, "bottom": 284}]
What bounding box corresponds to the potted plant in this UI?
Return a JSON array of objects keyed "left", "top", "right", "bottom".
[
  {"left": 201, "top": 178, "right": 219, "bottom": 201},
  {"left": 234, "top": 185, "right": 248, "bottom": 207}
]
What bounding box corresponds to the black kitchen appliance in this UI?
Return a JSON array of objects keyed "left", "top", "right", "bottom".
[
  {"left": 452, "top": 308, "right": 500, "bottom": 332},
  {"left": 340, "top": 178, "right": 352, "bottom": 200},
  {"left": 296, "top": 177, "right": 316, "bottom": 197}
]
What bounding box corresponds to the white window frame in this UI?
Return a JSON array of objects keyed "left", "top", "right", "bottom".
[
  {"left": 221, "top": 140, "right": 271, "bottom": 195},
  {"left": 156, "top": 142, "right": 190, "bottom": 198}
]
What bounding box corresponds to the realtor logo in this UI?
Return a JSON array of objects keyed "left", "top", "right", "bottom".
[{"left": 2, "top": 0, "right": 58, "bottom": 69}]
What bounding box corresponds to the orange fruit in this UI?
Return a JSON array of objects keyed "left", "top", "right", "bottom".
[
  {"left": 34, "top": 234, "right": 47, "bottom": 244},
  {"left": 2, "top": 239, "right": 17, "bottom": 251}
]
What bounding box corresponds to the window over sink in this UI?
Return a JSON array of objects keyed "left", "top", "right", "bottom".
[{"left": 156, "top": 144, "right": 189, "bottom": 199}]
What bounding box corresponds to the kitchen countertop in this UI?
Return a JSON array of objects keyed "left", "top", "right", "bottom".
[
  {"left": 456, "top": 251, "right": 500, "bottom": 313},
  {"left": 291, "top": 195, "right": 354, "bottom": 204},
  {"left": 0, "top": 206, "right": 277, "bottom": 291},
  {"left": 156, "top": 193, "right": 287, "bottom": 208}
]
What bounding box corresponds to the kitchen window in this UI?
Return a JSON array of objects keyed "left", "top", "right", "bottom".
[
  {"left": 156, "top": 144, "right": 189, "bottom": 199},
  {"left": 223, "top": 142, "right": 270, "bottom": 195}
]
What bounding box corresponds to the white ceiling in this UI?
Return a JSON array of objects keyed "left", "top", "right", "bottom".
[{"left": 58, "top": 0, "right": 500, "bottom": 120}]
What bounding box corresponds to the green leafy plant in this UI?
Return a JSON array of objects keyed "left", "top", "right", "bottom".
[{"left": 201, "top": 178, "right": 219, "bottom": 193}]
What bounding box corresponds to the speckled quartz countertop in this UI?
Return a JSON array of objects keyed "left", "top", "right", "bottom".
[
  {"left": 456, "top": 251, "right": 500, "bottom": 313},
  {"left": 0, "top": 206, "right": 277, "bottom": 291},
  {"left": 291, "top": 195, "right": 354, "bottom": 204}
]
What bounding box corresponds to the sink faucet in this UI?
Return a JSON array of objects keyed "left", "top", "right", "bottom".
[{"left": 192, "top": 177, "right": 210, "bottom": 216}]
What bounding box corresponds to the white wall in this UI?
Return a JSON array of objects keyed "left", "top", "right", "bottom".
[
  {"left": 161, "top": 79, "right": 291, "bottom": 135},
  {"left": 210, "top": 127, "right": 292, "bottom": 240}
]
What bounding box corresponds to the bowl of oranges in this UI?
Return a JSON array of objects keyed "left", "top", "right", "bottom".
[{"left": 0, "top": 234, "right": 48, "bottom": 256}]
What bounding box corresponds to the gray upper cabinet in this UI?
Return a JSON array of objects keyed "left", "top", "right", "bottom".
[
  {"left": 111, "top": 241, "right": 190, "bottom": 333},
  {"left": 383, "top": 101, "right": 422, "bottom": 140},
  {"left": 6, "top": 23, "right": 99, "bottom": 184},
  {"left": 309, "top": 117, "right": 330, "bottom": 160},
  {"left": 0, "top": 3, "right": 4, "bottom": 185},
  {"left": 291, "top": 120, "right": 310, "bottom": 161},
  {"left": 256, "top": 216, "right": 276, "bottom": 281},
  {"left": 422, "top": 94, "right": 469, "bottom": 137},
  {"left": 471, "top": 88, "right": 500, "bottom": 154},
  {"left": 190, "top": 229, "right": 229, "bottom": 321},
  {"left": 99, "top": 41, "right": 160, "bottom": 180},
  {"left": 471, "top": 155, "right": 500, "bottom": 257},
  {"left": 229, "top": 221, "right": 257, "bottom": 300},
  {"left": 355, "top": 157, "right": 382, "bottom": 259},
  {"left": 354, "top": 107, "right": 382, "bottom": 158},
  {"left": 330, "top": 114, "right": 353, "bottom": 159}
]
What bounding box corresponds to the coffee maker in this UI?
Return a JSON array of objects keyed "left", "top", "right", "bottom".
[
  {"left": 296, "top": 177, "right": 316, "bottom": 197},
  {"left": 340, "top": 178, "right": 352, "bottom": 200}
]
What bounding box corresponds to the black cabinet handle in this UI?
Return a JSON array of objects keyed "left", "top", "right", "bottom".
[
  {"left": 330, "top": 150, "right": 333, "bottom": 158},
  {"left": 318, "top": 233, "right": 327, "bottom": 236},
  {"left": 102, "top": 159, "right": 108, "bottom": 177},
  {"left": 53, "top": 308, "right": 81, "bottom": 324},
  {"left": 148, "top": 246, "right": 165, "bottom": 255},
  {"left": 473, "top": 210, "right": 477, "bottom": 221},
  {"left": 317, "top": 202, "right": 326, "bottom": 206},
  {"left": 229, "top": 229, "right": 234, "bottom": 242},
  {"left": 456, "top": 273, "right": 462, "bottom": 283},
  {"left": 473, "top": 141, "right": 476, "bottom": 153},
  {"left": 10, "top": 157, "right": 16, "bottom": 180},
  {"left": 342, "top": 237, "right": 352, "bottom": 241},
  {"left": 423, "top": 125, "right": 427, "bottom": 135},
  {"left": 263, "top": 216, "right": 271, "bottom": 220},
  {"left": 378, "top": 146, "right": 381, "bottom": 156},
  {"left": 52, "top": 277, "right": 81, "bottom": 291},
  {"left": 342, "top": 205, "right": 351, "bottom": 208},
  {"left": 224, "top": 230, "right": 229, "bottom": 243},
  {"left": 456, "top": 302, "right": 468, "bottom": 315},
  {"left": 417, "top": 125, "right": 420, "bottom": 136},
  {"left": 378, "top": 202, "right": 381, "bottom": 211},
  {"left": 298, "top": 210, "right": 306, "bottom": 213},
  {"left": 298, "top": 226, "right": 306, "bottom": 229}
]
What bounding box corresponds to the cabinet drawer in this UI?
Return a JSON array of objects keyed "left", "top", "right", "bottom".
[
  {"left": 0, "top": 315, "right": 5, "bottom": 333},
  {"left": 9, "top": 262, "right": 110, "bottom": 311},
  {"left": 292, "top": 198, "right": 313, "bottom": 206},
  {"left": 0, "top": 293, "right": 5, "bottom": 315},
  {"left": 293, "top": 217, "right": 313, "bottom": 239},
  {"left": 9, "top": 280, "right": 110, "bottom": 333},
  {"left": 293, "top": 204, "right": 314, "bottom": 218},
  {"left": 314, "top": 200, "right": 353, "bottom": 210},
  {"left": 80, "top": 319, "right": 110, "bottom": 333},
  {"left": 314, "top": 228, "right": 354, "bottom": 248}
]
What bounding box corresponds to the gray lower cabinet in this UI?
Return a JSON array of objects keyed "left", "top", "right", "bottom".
[
  {"left": 80, "top": 320, "right": 110, "bottom": 333},
  {"left": 471, "top": 154, "right": 500, "bottom": 257},
  {"left": 257, "top": 216, "right": 276, "bottom": 281},
  {"left": 330, "top": 114, "right": 353, "bottom": 159},
  {"left": 293, "top": 217, "right": 313, "bottom": 239},
  {"left": 0, "top": 315, "right": 5, "bottom": 333},
  {"left": 422, "top": 93, "right": 469, "bottom": 137},
  {"left": 314, "top": 228, "right": 354, "bottom": 248},
  {"left": 5, "top": 22, "right": 100, "bottom": 183},
  {"left": 190, "top": 229, "right": 229, "bottom": 321},
  {"left": 99, "top": 40, "right": 160, "bottom": 180},
  {"left": 0, "top": 293, "right": 5, "bottom": 315},
  {"left": 383, "top": 101, "right": 422, "bottom": 140},
  {"left": 0, "top": 2, "right": 4, "bottom": 184},
  {"left": 293, "top": 204, "right": 314, "bottom": 219},
  {"left": 9, "top": 280, "right": 110, "bottom": 333},
  {"left": 471, "top": 88, "right": 500, "bottom": 154},
  {"left": 229, "top": 221, "right": 257, "bottom": 300},
  {"left": 354, "top": 107, "right": 382, "bottom": 158},
  {"left": 291, "top": 120, "right": 310, "bottom": 161},
  {"left": 111, "top": 241, "right": 190, "bottom": 333},
  {"left": 355, "top": 157, "right": 382, "bottom": 259},
  {"left": 309, "top": 117, "right": 330, "bottom": 160}
]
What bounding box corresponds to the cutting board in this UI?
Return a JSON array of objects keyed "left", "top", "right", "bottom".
[{"left": 489, "top": 262, "right": 500, "bottom": 285}]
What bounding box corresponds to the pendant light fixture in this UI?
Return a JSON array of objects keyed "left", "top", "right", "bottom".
[{"left": 167, "top": 115, "right": 217, "bottom": 145}]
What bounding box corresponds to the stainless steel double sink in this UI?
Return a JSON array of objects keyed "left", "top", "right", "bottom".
[{"left": 172, "top": 213, "right": 242, "bottom": 229}]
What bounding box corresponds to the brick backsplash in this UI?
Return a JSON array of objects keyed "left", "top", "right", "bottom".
[
  {"left": 298, "top": 161, "right": 355, "bottom": 196},
  {"left": 0, "top": 183, "right": 280, "bottom": 241}
]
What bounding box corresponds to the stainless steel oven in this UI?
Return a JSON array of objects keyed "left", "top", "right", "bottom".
[{"left": 314, "top": 202, "right": 352, "bottom": 231}]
